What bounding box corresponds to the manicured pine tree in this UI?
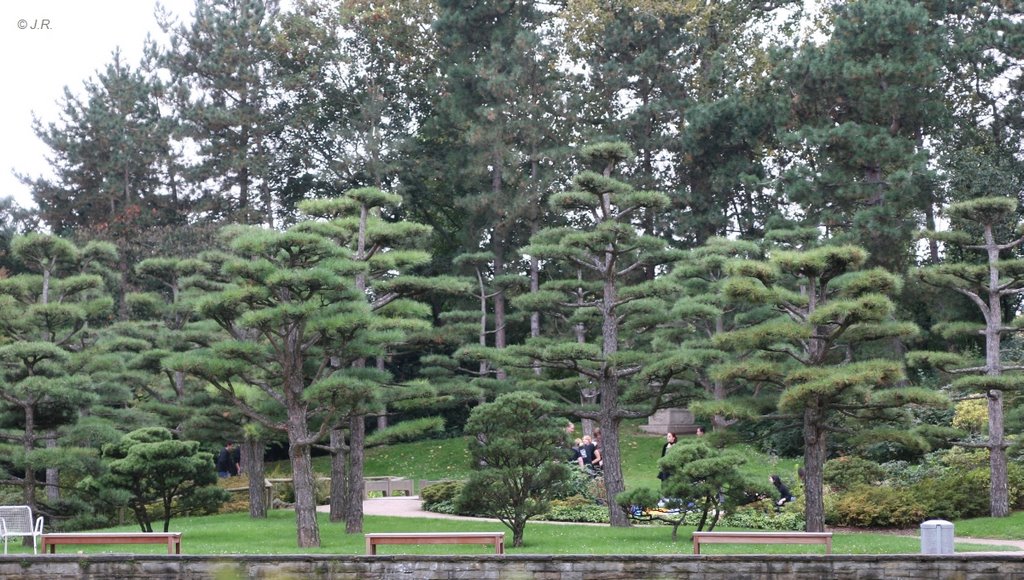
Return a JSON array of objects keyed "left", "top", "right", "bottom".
[
  {"left": 165, "top": 218, "right": 402, "bottom": 547},
  {"left": 0, "top": 235, "right": 119, "bottom": 515},
  {"left": 655, "top": 237, "right": 768, "bottom": 429},
  {"left": 125, "top": 256, "right": 279, "bottom": 516},
  {"left": 286, "top": 188, "right": 450, "bottom": 534},
  {"left": 468, "top": 143, "right": 680, "bottom": 527},
  {"left": 910, "top": 196, "right": 1024, "bottom": 518},
  {"left": 88, "top": 427, "right": 227, "bottom": 533},
  {"left": 714, "top": 241, "right": 943, "bottom": 532},
  {"left": 456, "top": 391, "right": 571, "bottom": 547}
]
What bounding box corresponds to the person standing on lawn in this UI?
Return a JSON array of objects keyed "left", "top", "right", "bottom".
[{"left": 658, "top": 432, "right": 677, "bottom": 481}]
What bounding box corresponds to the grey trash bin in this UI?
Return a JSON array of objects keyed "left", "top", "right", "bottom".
[{"left": 920, "top": 519, "right": 954, "bottom": 554}]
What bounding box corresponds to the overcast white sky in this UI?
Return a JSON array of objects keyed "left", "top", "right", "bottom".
[{"left": 0, "top": 0, "right": 194, "bottom": 209}]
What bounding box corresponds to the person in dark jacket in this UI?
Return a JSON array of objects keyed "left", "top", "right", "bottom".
[
  {"left": 657, "top": 432, "right": 677, "bottom": 481},
  {"left": 770, "top": 474, "right": 795, "bottom": 506},
  {"left": 216, "top": 442, "right": 239, "bottom": 478}
]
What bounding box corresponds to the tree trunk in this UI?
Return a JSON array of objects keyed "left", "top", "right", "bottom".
[
  {"left": 376, "top": 358, "right": 388, "bottom": 429},
  {"left": 511, "top": 519, "right": 526, "bottom": 547},
  {"left": 988, "top": 389, "right": 1009, "bottom": 517},
  {"left": 173, "top": 370, "right": 186, "bottom": 399},
  {"left": 600, "top": 411, "right": 628, "bottom": 527},
  {"left": 23, "top": 406, "right": 36, "bottom": 514},
  {"left": 984, "top": 228, "right": 1009, "bottom": 517},
  {"left": 288, "top": 435, "right": 321, "bottom": 547},
  {"left": 803, "top": 403, "right": 827, "bottom": 533},
  {"left": 45, "top": 433, "right": 59, "bottom": 503},
  {"left": 492, "top": 242, "right": 507, "bottom": 380},
  {"left": 243, "top": 435, "right": 266, "bottom": 518},
  {"left": 329, "top": 426, "right": 347, "bottom": 523},
  {"left": 345, "top": 414, "right": 366, "bottom": 534}
]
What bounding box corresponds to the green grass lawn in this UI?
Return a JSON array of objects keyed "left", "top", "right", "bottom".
[
  {"left": 302, "top": 420, "right": 804, "bottom": 493},
  {"left": 23, "top": 422, "right": 1013, "bottom": 556},
  {"left": 948, "top": 511, "right": 1024, "bottom": 540},
  {"left": 11, "top": 511, "right": 1011, "bottom": 556}
]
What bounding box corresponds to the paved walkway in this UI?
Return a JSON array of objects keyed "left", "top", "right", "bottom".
[{"left": 326, "top": 497, "right": 1024, "bottom": 551}]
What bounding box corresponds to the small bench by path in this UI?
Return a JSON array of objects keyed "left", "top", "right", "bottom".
[
  {"left": 692, "top": 531, "right": 832, "bottom": 555},
  {"left": 42, "top": 532, "right": 182, "bottom": 554},
  {"left": 365, "top": 532, "right": 505, "bottom": 555}
]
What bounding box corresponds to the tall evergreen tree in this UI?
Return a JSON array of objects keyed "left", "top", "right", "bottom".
[
  {"left": 416, "top": 0, "right": 566, "bottom": 362},
  {"left": 21, "top": 50, "right": 181, "bottom": 235},
  {"left": 779, "top": 0, "right": 945, "bottom": 272},
  {"left": 911, "top": 197, "right": 1024, "bottom": 518},
  {"left": 159, "top": 0, "right": 281, "bottom": 227}
]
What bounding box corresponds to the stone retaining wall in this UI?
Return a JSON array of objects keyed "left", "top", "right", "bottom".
[{"left": 0, "top": 554, "right": 1018, "bottom": 579}]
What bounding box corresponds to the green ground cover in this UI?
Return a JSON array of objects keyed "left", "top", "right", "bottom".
[{"left": 10, "top": 511, "right": 1010, "bottom": 555}]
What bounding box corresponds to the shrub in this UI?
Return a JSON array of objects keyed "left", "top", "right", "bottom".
[
  {"left": 721, "top": 501, "right": 805, "bottom": 531},
  {"left": 420, "top": 480, "right": 463, "bottom": 512},
  {"left": 911, "top": 464, "right": 1024, "bottom": 519},
  {"left": 910, "top": 469, "right": 989, "bottom": 520},
  {"left": 553, "top": 466, "right": 597, "bottom": 500},
  {"left": 828, "top": 485, "right": 927, "bottom": 528},
  {"left": 538, "top": 497, "right": 609, "bottom": 523},
  {"left": 952, "top": 399, "right": 987, "bottom": 433},
  {"left": 824, "top": 456, "right": 886, "bottom": 492}
]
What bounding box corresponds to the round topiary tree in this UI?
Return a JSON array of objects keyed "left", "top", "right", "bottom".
[{"left": 455, "top": 391, "right": 571, "bottom": 547}]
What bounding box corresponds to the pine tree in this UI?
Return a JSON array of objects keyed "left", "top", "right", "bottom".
[
  {"left": 911, "top": 196, "right": 1024, "bottom": 517},
  {"left": 715, "top": 241, "right": 944, "bottom": 532},
  {"left": 158, "top": 0, "right": 281, "bottom": 226},
  {"left": 779, "top": 0, "right": 945, "bottom": 272},
  {"left": 21, "top": 50, "right": 180, "bottom": 235},
  {"left": 416, "top": 0, "right": 566, "bottom": 359},
  {"left": 467, "top": 143, "right": 681, "bottom": 527},
  {"left": 166, "top": 221, "right": 384, "bottom": 547},
  {"left": 295, "top": 188, "right": 444, "bottom": 534},
  {"left": 0, "top": 235, "right": 120, "bottom": 515}
]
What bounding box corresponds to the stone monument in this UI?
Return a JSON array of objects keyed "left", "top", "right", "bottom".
[{"left": 640, "top": 408, "right": 700, "bottom": 435}]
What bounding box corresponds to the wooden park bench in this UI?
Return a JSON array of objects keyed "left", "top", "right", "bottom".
[
  {"left": 41, "top": 532, "right": 182, "bottom": 554},
  {"left": 365, "top": 532, "right": 505, "bottom": 555},
  {"left": 691, "top": 531, "right": 832, "bottom": 555},
  {"left": 0, "top": 505, "right": 44, "bottom": 554}
]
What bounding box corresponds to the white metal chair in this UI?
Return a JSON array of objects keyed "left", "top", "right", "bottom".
[{"left": 0, "top": 505, "right": 44, "bottom": 554}]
